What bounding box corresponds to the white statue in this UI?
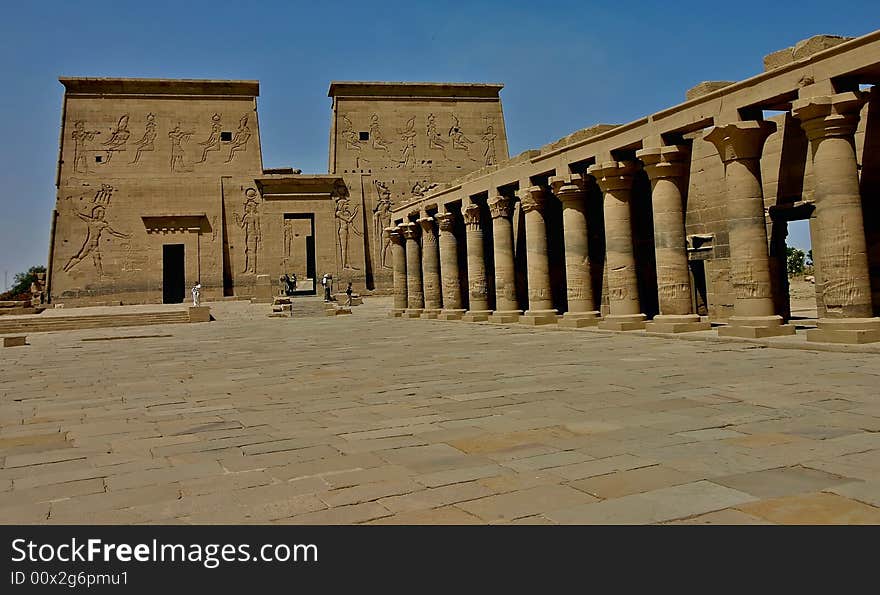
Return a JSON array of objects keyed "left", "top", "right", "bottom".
[{"left": 191, "top": 282, "right": 202, "bottom": 306}]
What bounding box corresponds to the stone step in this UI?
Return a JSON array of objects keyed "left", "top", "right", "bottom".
[{"left": 0, "top": 311, "right": 194, "bottom": 335}]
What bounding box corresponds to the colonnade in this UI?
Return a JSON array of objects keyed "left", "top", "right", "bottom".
[{"left": 386, "top": 90, "right": 879, "bottom": 343}]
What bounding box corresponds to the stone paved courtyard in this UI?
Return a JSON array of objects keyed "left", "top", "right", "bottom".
[{"left": 2, "top": 297, "right": 880, "bottom": 524}]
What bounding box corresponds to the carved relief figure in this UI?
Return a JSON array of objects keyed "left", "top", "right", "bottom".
[
  {"left": 369, "top": 114, "right": 390, "bottom": 151},
  {"left": 411, "top": 180, "right": 438, "bottom": 199},
  {"left": 340, "top": 115, "right": 363, "bottom": 150},
  {"left": 398, "top": 116, "right": 417, "bottom": 168},
  {"left": 168, "top": 124, "right": 194, "bottom": 173},
  {"left": 335, "top": 196, "right": 362, "bottom": 271},
  {"left": 100, "top": 114, "right": 131, "bottom": 164},
  {"left": 71, "top": 121, "right": 100, "bottom": 174},
  {"left": 233, "top": 188, "right": 261, "bottom": 274},
  {"left": 197, "top": 113, "right": 222, "bottom": 163},
  {"left": 482, "top": 125, "right": 497, "bottom": 166},
  {"left": 426, "top": 113, "right": 447, "bottom": 150},
  {"left": 283, "top": 218, "right": 294, "bottom": 267},
  {"left": 130, "top": 113, "right": 157, "bottom": 164},
  {"left": 63, "top": 191, "right": 130, "bottom": 277},
  {"left": 448, "top": 113, "right": 474, "bottom": 152},
  {"left": 226, "top": 114, "right": 252, "bottom": 162},
  {"left": 372, "top": 181, "right": 393, "bottom": 269}
]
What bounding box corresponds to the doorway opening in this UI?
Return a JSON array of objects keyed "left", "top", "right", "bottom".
[
  {"left": 162, "top": 244, "right": 185, "bottom": 303},
  {"left": 283, "top": 214, "right": 317, "bottom": 295},
  {"left": 769, "top": 203, "right": 817, "bottom": 325}
]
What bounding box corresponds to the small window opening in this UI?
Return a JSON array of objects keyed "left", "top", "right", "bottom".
[
  {"left": 95, "top": 155, "right": 102, "bottom": 163},
  {"left": 221, "top": 131, "right": 233, "bottom": 142},
  {"left": 359, "top": 131, "right": 369, "bottom": 141}
]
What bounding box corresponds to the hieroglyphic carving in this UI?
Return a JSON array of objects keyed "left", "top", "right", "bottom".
[
  {"left": 372, "top": 181, "right": 393, "bottom": 269},
  {"left": 63, "top": 185, "right": 130, "bottom": 276},
  {"left": 426, "top": 113, "right": 447, "bottom": 151},
  {"left": 730, "top": 258, "right": 771, "bottom": 299},
  {"left": 448, "top": 113, "right": 474, "bottom": 153},
  {"left": 411, "top": 180, "right": 438, "bottom": 199},
  {"left": 482, "top": 124, "right": 497, "bottom": 166},
  {"left": 196, "top": 113, "right": 222, "bottom": 163},
  {"left": 211, "top": 216, "right": 218, "bottom": 243},
  {"left": 608, "top": 266, "right": 631, "bottom": 301},
  {"left": 398, "top": 116, "right": 417, "bottom": 168},
  {"left": 130, "top": 113, "right": 157, "bottom": 164},
  {"left": 225, "top": 114, "right": 252, "bottom": 162},
  {"left": 71, "top": 121, "right": 100, "bottom": 174},
  {"left": 369, "top": 114, "right": 390, "bottom": 151},
  {"left": 168, "top": 124, "right": 195, "bottom": 173},
  {"left": 100, "top": 115, "right": 131, "bottom": 164},
  {"left": 334, "top": 184, "right": 362, "bottom": 270},
  {"left": 822, "top": 215, "right": 862, "bottom": 310},
  {"left": 340, "top": 115, "right": 363, "bottom": 151},
  {"left": 233, "top": 188, "right": 261, "bottom": 274}
]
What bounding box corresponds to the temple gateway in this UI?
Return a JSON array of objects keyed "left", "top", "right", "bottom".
[{"left": 47, "top": 31, "right": 880, "bottom": 343}]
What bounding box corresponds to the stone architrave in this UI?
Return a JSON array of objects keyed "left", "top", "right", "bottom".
[
  {"left": 637, "top": 146, "right": 710, "bottom": 333},
  {"left": 418, "top": 216, "right": 442, "bottom": 319},
  {"left": 461, "top": 203, "right": 492, "bottom": 322},
  {"left": 704, "top": 121, "right": 795, "bottom": 338},
  {"left": 549, "top": 174, "right": 600, "bottom": 328},
  {"left": 487, "top": 195, "right": 522, "bottom": 323},
  {"left": 588, "top": 161, "right": 647, "bottom": 330},
  {"left": 435, "top": 211, "right": 466, "bottom": 320},
  {"left": 793, "top": 91, "right": 880, "bottom": 343},
  {"left": 401, "top": 222, "right": 424, "bottom": 318},
  {"left": 516, "top": 186, "right": 558, "bottom": 325},
  {"left": 386, "top": 226, "right": 407, "bottom": 317}
]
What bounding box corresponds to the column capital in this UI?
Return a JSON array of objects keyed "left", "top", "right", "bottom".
[
  {"left": 463, "top": 203, "right": 482, "bottom": 230},
  {"left": 703, "top": 120, "right": 776, "bottom": 163},
  {"left": 416, "top": 216, "right": 435, "bottom": 234},
  {"left": 792, "top": 91, "right": 866, "bottom": 142},
  {"left": 587, "top": 161, "right": 639, "bottom": 192},
  {"left": 385, "top": 226, "right": 404, "bottom": 245},
  {"left": 516, "top": 186, "right": 546, "bottom": 213},
  {"left": 401, "top": 221, "right": 420, "bottom": 240},
  {"left": 435, "top": 211, "right": 456, "bottom": 232},
  {"left": 636, "top": 145, "right": 689, "bottom": 181},
  {"left": 549, "top": 174, "right": 586, "bottom": 202},
  {"left": 488, "top": 195, "right": 514, "bottom": 219}
]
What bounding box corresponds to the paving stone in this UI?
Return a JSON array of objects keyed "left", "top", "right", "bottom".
[
  {"left": 277, "top": 502, "right": 392, "bottom": 525},
  {"left": 457, "top": 485, "right": 597, "bottom": 522},
  {"left": 711, "top": 466, "right": 855, "bottom": 498},
  {"left": 368, "top": 506, "right": 483, "bottom": 525},
  {"left": 736, "top": 492, "right": 880, "bottom": 524},
  {"left": 825, "top": 480, "right": 880, "bottom": 508},
  {"left": 664, "top": 509, "right": 774, "bottom": 525},
  {"left": 379, "top": 481, "right": 496, "bottom": 513},
  {"left": 568, "top": 465, "right": 699, "bottom": 499},
  {"left": 553, "top": 454, "right": 657, "bottom": 481},
  {"left": 320, "top": 479, "right": 423, "bottom": 508}
]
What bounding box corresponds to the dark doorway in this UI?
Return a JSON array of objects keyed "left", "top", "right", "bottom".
[
  {"left": 162, "top": 244, "right": 185, "bottom": 303},
  {"left": 284, "top": 214, "right": 317, "bottom": 295},
  {"left": 689, "top": 259, "right": 709, "bottom": 317}
]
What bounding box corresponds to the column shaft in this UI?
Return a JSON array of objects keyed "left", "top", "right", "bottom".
[
  {"left": 462, "top": 203, "right": 491, "bottom": 321},
  {"left": 487, "top": 196, "right": 521, "bottom": 323},
  {"left": 418, "top": 216, "right": 442, "bottom": 318},
  {"left": 517, "top": 186, "right": 558, "bottom": 325},
  {"left": 436, "top": 212, "right": 465, "bottom": 320},
  {"left": 402, "top": 222, "right": 424, "bottom": 317},
  {"left": 387, "top": 226, "right": 407, "bottom": 317}
]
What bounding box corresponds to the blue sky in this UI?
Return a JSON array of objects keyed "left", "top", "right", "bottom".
[{"left": 0, "top": 0, "right": 874, "bottom": 289}]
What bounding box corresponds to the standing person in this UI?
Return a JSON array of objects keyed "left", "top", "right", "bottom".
[
  {"left": 191, "top": 283, "right": 201, "bottom": 307},
  {"left": 322, "top": 274, "right": 331, "bottom": 302},
  {"left": 345, "top": 282, "right": 353, "bottom": 307}
]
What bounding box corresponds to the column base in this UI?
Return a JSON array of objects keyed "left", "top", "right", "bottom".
[
  {"left": 717, "top": 315, "right": 795, "bottom": 338},
  {"left": 437, "top": 309, "right": 466, "bottom": 321},
  {"left": 598, "top": 313, "right": 647, "bottom": 331},
  {"left": 489, "top": 310, "right": 522, "bottom": 323},
  {"left": 461, "top": 310, "right": 492, "bottom": 322},
  {"left": 807, "top": 317, "right": 880, "bottom": 344},
  {"left": 520, "top": 309, "right": 559, "bottom": 326},
  {"left": 645, "top": 314, "right": 711, "bottom": 334},
  {"left": 420, "top": 308, "right": 442, "bottom": 319},
  {"left": 403, "top": 308, "right": 424, "bottom": 318},
  {"left": 558, "top": 311, "right": 601, "bottom": 328},
  {"left": 388, "top": 308, "right": 405, "bottom": 318}
]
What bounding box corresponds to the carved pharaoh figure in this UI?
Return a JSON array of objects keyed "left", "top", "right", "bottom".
[
  {"left": 233, "top": 189, "right": 261, "bottom": 274},
  {"left": 448, "top": 113, "right": 473, "bottom": 152},
  {"left": 341, "top": 114, "right": 363, "bottom": 150},
  {"left": 399, "top": 116, "right": 417, "bottom": 168},
  {"left": 100, "top": 114, "right": 131, "bottom": 164},
  {"left": 197, "top": 113, "right": 222, "bottom": 163},
  {"left": 71, "top": 120, "right": 100, "bottom": 174},
  {"left": 369, "top": 114, "right": 390, "bottom": 151},
  {"left": 130, "top": 113, "right": 157, "bottom": 164},
  {"left": 482, "top": 125, "right": 497, "bottom": 166},
  {"left": 427, "top": 113, "right": 447, "bottom": 150},
  {"left": 63, "top": 204, "right": 130, "bottom": 276},
  {"left": 226, "top": 114, "right": 252, "bottom": 162},
  {"left": 168, "top": 124, "right": 194, "bottom": 173},
  {"left": 372, "top": 181, "right": 393, "bottom": 269},
  {"left": 335, "top": 197, "right": 362, "bottom": 270}
]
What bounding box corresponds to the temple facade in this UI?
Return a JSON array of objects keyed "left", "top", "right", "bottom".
[{"left": 385, "top": 32, "right": 880, "bottom": 344}]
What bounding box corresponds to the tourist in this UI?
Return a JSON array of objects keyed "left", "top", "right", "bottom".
[
  {"left": 191, "top": 282, "right": 201, "bottom": 307},
  {"left": 345, "top": 282, "right": 353, "bottom": 307}
]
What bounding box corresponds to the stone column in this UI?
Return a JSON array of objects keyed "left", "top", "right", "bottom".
[
  {"left": 793, "top": 91, "right": 880, "bottom": 343},
  {"left": 401, "top": 222, "right": 424, "bottom": 318},
  {"left": 588, "top": 161, "right": 647, "bottom": 330},
  {"left": 550, "top": 174, "right": 600, "bottom": 328},
  {"left": 516, "top": 186, "right": 558, "bottom": 325},
  {"left": 462, "top": 203, "right": 492, "bottom": 322},
  {"left": 386, "top": 226, "right": 407, "bottom": 317},
  {"left": 704, "top": 121, "right": 795, "bottom": 338},
  {"left": 487, "top": 195, "right": 521, "bottom": 323},
  {"left": 417, "top": 215, "right": 442, "bottom": 319},
  {"left": 637, "top": 146, "right": 710, "bottom": 333},
  {"left": 435, "top": 211, "right": 466, "bottom": 320}
]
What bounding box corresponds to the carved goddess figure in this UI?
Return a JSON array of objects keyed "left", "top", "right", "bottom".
[
  {"left": 336, "top": 198, "right": 362, "bottom": 270},
  {"left": 372, "top": 181, "right": 393, "bottom": 268},
  {"left": 130, "top": 113, "right": 157, "bottom": 164},
  {"left": 448, "top": 113, "right": 473, "bottom": 152},
  {"left": 101, "top": 114, "right": 131, "bottom": 163},
  {"left": 71, "top": 121, "right": 100, "bottom": 174},
  {"left": 197, "top": 113, "right": 222, "bottom": 163},
  {"left": 426, "top": 113, "right": 446, "bottom": 150},
  {"left": 482, "top": 125, "right": 497, "bottom": 166},
  {"left": 226, "top": 114, "right": 252, "bottom": 162},
  {"left": 369, "top": 114, "right": 390, "bottom": 151},
  {"left": 233, "top": 189, "right": 261, "bottom": 274},
  {"left": 63, "top": 204, "right": 130, "bottom": 276},
  {"left": 399, "top": 116, "right": 417, "bottom": 168},
  {"left": 168, "top": 124, "right": 194, "bottom": 173},
  {"left": 341, "top": 114, "right": 363, "bottom": 150}
]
